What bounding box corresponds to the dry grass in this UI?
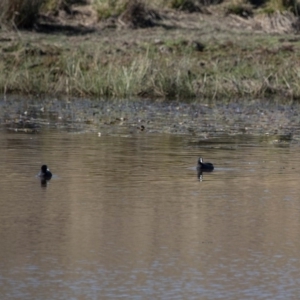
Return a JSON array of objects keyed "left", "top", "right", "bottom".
[
  {"left": 0, "top": 25, "right": 300, "bottom": 100},
  {"left": 0, "top": 0, "right": 298, "bottom": 30},
  {"left": 0, "top": 0, "right": 300, "bottom": 100},
  {"left": 0, "top": 0, "right": 46, "bottom": 28}
]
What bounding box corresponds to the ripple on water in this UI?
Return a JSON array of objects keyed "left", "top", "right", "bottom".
[{"left": 1, "top": 98, "right": 300, "bottom": 299}]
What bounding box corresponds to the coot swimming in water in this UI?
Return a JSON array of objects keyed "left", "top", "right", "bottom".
[
  {"left": 197, "top": 157, "right": 214, "bottom": 171},
  {"left": 39, "top": 165, "right": 52, "bottom": 179}
]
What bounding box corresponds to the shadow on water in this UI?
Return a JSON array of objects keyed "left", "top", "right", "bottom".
[{"left": 1, "top": 96, "right": 300, "bottom": 299}]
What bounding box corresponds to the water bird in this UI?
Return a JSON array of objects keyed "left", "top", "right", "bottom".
[
  {"left": 39, "top": 165, "right": 52, "bottom": 179},
  {"left": 197, "top": 157, "right": 214, "bottom": 171}
]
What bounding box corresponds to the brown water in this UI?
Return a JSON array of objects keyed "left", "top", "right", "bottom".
[{"left": 1, "top": 128, "right": 300, "bottom": 300}]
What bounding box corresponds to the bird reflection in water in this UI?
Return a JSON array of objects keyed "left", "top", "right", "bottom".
[{"left": 40, "top": 177, "right": 51, "bottom": 187}]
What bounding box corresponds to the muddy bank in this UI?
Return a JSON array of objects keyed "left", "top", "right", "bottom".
[{"left": 1, "top": 96, "right": 299, "bottom": 145}]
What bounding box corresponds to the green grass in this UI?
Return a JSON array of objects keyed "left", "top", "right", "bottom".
[{"left": 0, "top": 29, "right": 300, "bottom": 100}]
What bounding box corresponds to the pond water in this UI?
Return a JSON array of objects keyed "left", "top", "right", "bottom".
[{"left": 1, "top": 97, "right": 300, "bottom": 299}]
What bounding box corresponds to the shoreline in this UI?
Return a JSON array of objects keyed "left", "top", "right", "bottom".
[{"left": 1, "top": 95, "right": 298, "bottom": 144}]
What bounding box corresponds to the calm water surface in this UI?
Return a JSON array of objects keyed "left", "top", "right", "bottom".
[{"left": 1, "top": 128, "right": 300, "bottom": 299}]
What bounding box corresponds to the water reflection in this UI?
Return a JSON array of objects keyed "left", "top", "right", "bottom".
[
  {"left": 40, "top": 177, "right": 51, "bottom": 187},
  {"left": 197, "top": 169, "right": 214, "bottom": 181},
  {"left": 1, "top": 129, "right": 300, "bottom": 299}
]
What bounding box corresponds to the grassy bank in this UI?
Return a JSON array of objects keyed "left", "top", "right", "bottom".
[
  {"left": 0, "top": 0, "right": 300, "bottom": 100},
  {"left": 1, "top": 27, "right": 300, "bottom": 100}
]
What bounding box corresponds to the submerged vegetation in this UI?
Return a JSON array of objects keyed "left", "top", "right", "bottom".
[{"left": 0, "top": 0, "right": 300, "bottom": 100}]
